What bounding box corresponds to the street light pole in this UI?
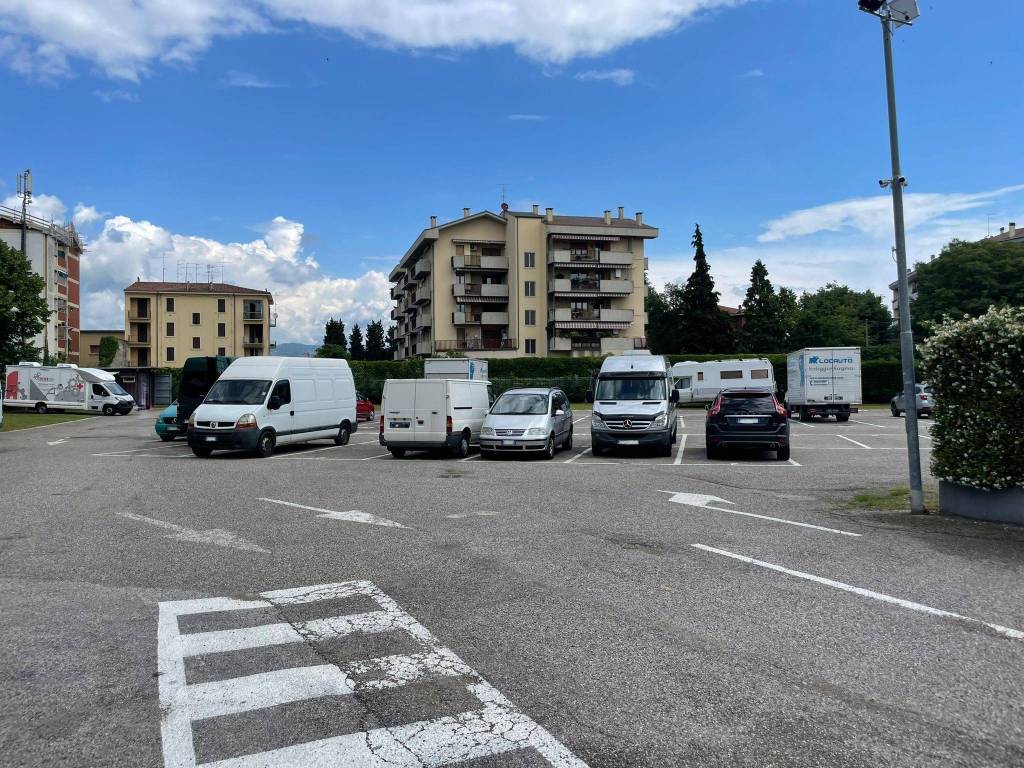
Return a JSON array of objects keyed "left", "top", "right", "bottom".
[{"left": 863, "top": 1, "right": 925, "bottom": 513}]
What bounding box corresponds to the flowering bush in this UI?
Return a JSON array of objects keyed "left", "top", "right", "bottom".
[{"left": 921, "top": 306, "right": 1024, "bottom": 490}]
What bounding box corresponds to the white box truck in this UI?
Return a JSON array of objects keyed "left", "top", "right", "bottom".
[
  {"left": 786, "top": 347, "right": 862, "bottom": 422},
  {"left": 4, "top": 362, "right": 135, "bottom": 415},
  {"left": 587, "top": 351, "right": 679, "bottom": 456},
  {"left": 671, "top": 358, "right": 775, "bottom": 404},
  {"left": 423, "top": 358, "right": 489, "bottom": 381},
  {"left": 379, "top": 378, "right": 492, "bottom": 458}
]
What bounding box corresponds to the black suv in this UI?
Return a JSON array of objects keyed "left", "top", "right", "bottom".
[{"left": 706, "top": 387, "right": 790, "bottom": 461}]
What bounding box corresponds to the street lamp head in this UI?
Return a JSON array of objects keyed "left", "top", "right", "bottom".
[
  {"left": 858, "top": 0, "right": 920, "bottom": 24},
  {"left": 858, "top": 0, "right": 886, "bottom": 12}
]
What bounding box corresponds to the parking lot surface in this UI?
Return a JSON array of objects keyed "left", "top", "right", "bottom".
[{"left": 2, "top": 410, "right": 1024, "bottom": 766}]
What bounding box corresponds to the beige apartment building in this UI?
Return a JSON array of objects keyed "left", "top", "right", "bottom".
[
  {"left": 123, "top": 282, "right": 275, "bottom": 367},
  {"left": 390, "top": 205, "right": 657, "bottom": 358}
]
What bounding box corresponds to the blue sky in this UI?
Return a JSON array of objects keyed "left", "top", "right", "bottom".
[{"left": 1, "top": 0, "right": 1022, "bottom": 343}]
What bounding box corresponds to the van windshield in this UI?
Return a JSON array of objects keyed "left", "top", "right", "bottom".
[
  {"left": 491, "top": 393, "right": 548, "bottom": 415},
  {"left": 106, "top": 382, "right": 129, "bottom": 396},
  {"left": 595, "top": 377, "right": 666, "bottom": 401},
  {"left": 204, "top": 379, "right": 272, "bottom": 405}
]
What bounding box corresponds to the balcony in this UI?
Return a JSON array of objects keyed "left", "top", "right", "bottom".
[
  {"left": 243, "top": 339, "right": 265, "bottom": 349},
  {"left": 547, "top": 308, "right": 634, "bottom": 324},
  {"left": 548, "top": 278, "right": 633, "bottom": 295},
  {"left": 127, "top": 334, "right": 151, "bottom": 347},
  {"left": 413, "top": 286, "right": 432, "bottom": 305},
  {"left": 452, "top": 283, "right": 509, "bottom": 301},
  {"left": 452, "top": 254, "right": 509, "bottom": 271},
  {"left": 547, "top": 249, "right": 633, "bottom": 267},
  {"left": 414, "top": 315, "right": 432, "bottom": 332},
  {"left": 453, "top": 311, "right": 509, "bottom": 326},
  {"left": 413, "top": 257, "right": 431, "bottom": 277},
  {"left": 601, "top": 336, "right": 646, "bottom": 353},
  {"left": 128, "top": 310, "right": 150, "bottom": 321},
  {"left": 242, "top": 310, "right": 264, "bottom": 322},
  {"left": 548, "top": 337, "right": 603, "bottom": 353},
  {"left": 435, "top": 338, "right": 517, "bottom": 353}
]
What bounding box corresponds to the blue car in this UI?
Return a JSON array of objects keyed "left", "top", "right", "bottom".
[{"left": 155, "top": 401, "right": 183, "bottom": 441}]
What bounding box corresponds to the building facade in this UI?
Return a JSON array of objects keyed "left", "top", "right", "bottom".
[
  {"left": 390, "top": 206, "right": 657, "bottom": 359},
  {"left": 0, "top": 204, "right": 84, "bottom": 363},
  {"left": 123, "top": 282, "right": 275, "bottom": 367}
]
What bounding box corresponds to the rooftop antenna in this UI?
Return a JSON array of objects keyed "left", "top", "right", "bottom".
[
  {"left": 498, "top": 182, "right": 509, "bottom": 206},
  {"left": 16, "top": 169, "right": 32, "bottom": 254}
]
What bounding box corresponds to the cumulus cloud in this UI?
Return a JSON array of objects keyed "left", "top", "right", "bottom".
[
  {"left": 1, "top": 192, "right": 67, "bottom": 222},
  {"left": 575, "top": 68, "right": 635, "bottom": 86},
  {"left": 72, "top": 203, "right": 103, "bottom": 226},
  {"left": 0, "top": 1, "right": 749, "bottom": 80}
]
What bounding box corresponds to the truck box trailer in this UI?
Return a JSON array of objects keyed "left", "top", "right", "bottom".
[
  {"left": 423, "top": 358, "right": 489, "bottom": 381},
  {"left": 785, "top": 347, "right": 862, "bottom": 422},
  {"left": 3, "top": 362, "right": 135, "bottom": 415}
]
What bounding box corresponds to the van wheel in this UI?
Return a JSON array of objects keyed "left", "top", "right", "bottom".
[
  {"left": 564, "top": 428, "right": 573, "bottom": 450},
  {"left": 799, "top": 407, "right": 810, "bottom": 422},
  {"left": 35, "top": 402, "right": 48, "bottom": 414},
  {"left": 660, "top": 437, "right": 673, "bottom": 457},
  {"left": 451, "top": 432, "right": 470, "bottom": 458},
  {"left": 836, "top": 414, "right": 850, "bottom": 423},
  {"left": 192, "top": 446, "right": 212, "bottom": 458},
  {"left": 102, "top": 404, "right": 114, "bottom": 416},
  {"left": 334, "top": 423, "right": 350, "bottom": 446},
  {"left": 254, "top": 430, "right": 276, "bottom": 458},
  {"left": 591, "top": 443, "right": 604, "bottom": 457},
  {"left": 777, "top": 445, "right": 791, "bottom": 461},
  {"left": 390, "top": 448, "right": 406, "bottom": 458}
]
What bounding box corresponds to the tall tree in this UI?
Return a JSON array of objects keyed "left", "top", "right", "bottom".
[
  {"left": 679, "top": 225, "right": 734, "bottom": 354},
  {"left": 348, "top": 323, "right": 365, "bottom": 360},
  {"left": 791, "top": 283, "right": 893, "bottom": 349},
  {"left": 737, "top": 259, "right": 786, "bottom": 353},
  {"left": 0, "top": 239, "right": 49, "bottom": 365},
  {"left": 365, "top": 320, "right": 386, "bottom": 360},
  {"left": 776, "top": 287, "right": 799, "bottom": 348},
  {"left": 322, "top": 317, "right": 347, "bottom": 350},
  {"left": 644, "top": 285, "right": 671, "bottom": 354}
]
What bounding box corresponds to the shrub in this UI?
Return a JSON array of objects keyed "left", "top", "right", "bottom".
[{"left": 921, "top": 306, "right": 1024, "bottom": 490}]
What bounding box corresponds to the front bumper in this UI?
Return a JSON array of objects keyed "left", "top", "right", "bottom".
[
  {"left": 479, "top": 436, "right": 548, "bottom": 452},
  {"left": 591, "top": 428, "right": 671, "bottom": 449},
  {"left": 188, "top": 427, "right": 261, "bottom": 451},
  {"left": 114, "top": 401, "right": 134, "bottom": 414},
  {"left": 155, "top": 421, "right": 183, "bottom": 437}
]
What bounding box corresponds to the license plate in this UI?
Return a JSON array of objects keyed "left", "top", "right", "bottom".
[
  {"left": 618, "top": 439, "right": 639, "bottom": 445},
  {"left": 205, "top": 436, "right": 216, "bottom": 442},
  {"left": 502, "top": 440, "right": 515, "bottom": 446},
  {"left": 738, "top": 418, "right": 759, "bottom": 424}
]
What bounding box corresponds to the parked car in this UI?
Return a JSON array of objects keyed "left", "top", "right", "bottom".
[
  {"left": 706, "top": 387, "right": 790, "bottom": 461},
  {"left": 891, "top": 383, "right": 934, "bottom": 418},
  {"left": 479, "top": 388, "right": 572, "bottom": 459},
  {"left": 155, "top": 401, "right": 181, "bottom": 441},
  {"left": 356, "top": 391, "right": 375, "bottom": 422},
  {"left": 379, "top": 378, "right": 492, "bottom": 458}
]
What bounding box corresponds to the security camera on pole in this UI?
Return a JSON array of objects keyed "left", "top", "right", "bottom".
[{"left": 858, "top": 0, "right": 926, "bottom": 514}]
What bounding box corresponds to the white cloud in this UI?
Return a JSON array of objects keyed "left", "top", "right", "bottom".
[
  {"left": 0, "top": 1, "right": 749, "bottom": 80},
  {"left": 758, "top": 184, "right": 1024, "bottom": 243},
  {"left": 1, "top": 192, "right": 67, "bottom": 222},
  {"left": 221, "top": 70, "right": 277, "bottom": 88},
  {"left": 507, "top": 113, "right": 547, "bottom": 121},
  {"left": 73, "top": 203, "right": 103, "bottom": 226},
  {"left": 93, "top": 88, "right": 138, "bottom": 103},
  {"left": 575, "top": 67, "right": 635, "bottom": 86},
  {"left": 738, "top": 68, "right": 763, "bottom": 78}
]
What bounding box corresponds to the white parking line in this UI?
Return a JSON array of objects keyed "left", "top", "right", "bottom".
[
  {"left": 563, "top": 447, "right": 591, "bottom": 464},
  {"left": 572, "top": 415, "right": 590, "bottom": 424},
  {"left": 692, "top": 544, "right": 1024, "bottom": 640},
  {"left": 276, "top": 443, "right": 344, "bottom": 457},
  {"left": 836, "top": 434, "right": 872, "bottom": 449},
  {"left": 259, "top": 497, "right": 408, "bottom": 528},
  {"left": 850, "top": 419, "right": 889, "bottom": 428},
  {"left": 115, "top": 512, "right": 268, "bottom": 553},
  {"left": 673, "top": 433, "right": 688, "bottom": 465},
  {"left": 459, "top": 453, "right": 480, "bottom": 462},
  {"left": 94, "top": 442, "right": 187, "bottom": 456},
  {"left": 660, "top": 492, "right": 860, "bottom": 537}
]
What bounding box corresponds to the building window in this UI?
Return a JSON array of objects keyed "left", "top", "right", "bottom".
[
  {"left": 192, "top": 312, "right": 201, "bottom": 325},
  {"left": 524, "top": 251, "right": 535, "bottom": 268},
  {"left": 166, "top": 297, "right": 174, "bottom": 312},
  {"left": 524, "top": 310, "right": 536, "bottom": 326},
  {"left": 166, "top": 347, "right": 175, "bottom": 362},
  {"left": 218, "top": 298, "right": 226, "bottom": 312},
  {"left": 524, "top": 281, "right": 536, "bottom": 297},
  {"left": 217, "top": 347, "right": 226, "bottom": 356},
  {"left": 217, "top": 322, "right": 226, "bottom": 337},
  {"left": 166, "top": 322, "right": 175, "bottom": 337},
  {"left": 525, "top": 339, "right": 536, "bottom": 354},
  {"left": 89, "top": 345, "right": 99, "bottom": 354},
  {"left": 192, "top": 337, "right": 201, "bottom": 349}
]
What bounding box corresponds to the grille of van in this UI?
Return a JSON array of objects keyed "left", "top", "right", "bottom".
[
  {"left": 196, "top": 421, "right": 234, "bottom": 429},
  {"left": 495, "top": 428, "right": 525, "bottom": 437},
  {"left": 604, "top": 418, "right": 652, "bottom": 431}
]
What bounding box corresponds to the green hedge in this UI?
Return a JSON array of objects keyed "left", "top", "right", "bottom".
[{"left": 922, "top": 306, "right": 1024, "bottom": 490}]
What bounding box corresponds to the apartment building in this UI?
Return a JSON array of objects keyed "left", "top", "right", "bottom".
[
  {"left": 123, "top": 281, "right": 275, "bottom": 367},
  {"left": 390, "top": 205, "right": 657, "bottom": 358},
  {"left": 0, "top": 204, "right": 84, "bottom": 363}
]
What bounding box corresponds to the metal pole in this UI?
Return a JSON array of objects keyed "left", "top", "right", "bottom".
[
  {"left": 880, "top": 12, "right": 925, "bottom": 513},
  {"left": 20, "top": 173, "right": 28, "bottom": 255}
]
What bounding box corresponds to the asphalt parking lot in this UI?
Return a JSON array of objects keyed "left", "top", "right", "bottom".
[{"left": 3, "top": 409, "right": 1024, "bottom": 767}]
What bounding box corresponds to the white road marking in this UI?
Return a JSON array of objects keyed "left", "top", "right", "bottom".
[
  {"left": 157, "top": 582, "right": 588, "bottom": 768},
  {"left": 572, "top": 415, "right": 590, "bottom": 424},
  {"left": 659, "top": 491, "right": 861, "bottom": 537},
  {"left": 563, "top": 447, "right": 591, "bottom": 464},
  {"left": 692, "top": 544, "right": 1023, "bottom": 640},
  {"left": 673, "top": 433, "right": 688, "bottom": 465},
  {"left": 850, "top": 419, "right": 889, "bottom": 427},
  {"left": 0, "top": 416, "right": 98, "bottom": 432},
  {"left": 275, "top": 443, "right": 343, "bottom": 457},
  {"left": 46, "top": 437, "right": 69, "bottom": 446},
  {"left": 836, "top": 434, "right": 873, "bottom": 449},
  {"left": 788, "top": 457, "right": 802, "bottom": 466},
  {"left": 94, "top": 442, "right": 186, "bottom": 456},
  {"left": 258, "top": 497, "right": 409, "bottom": 528},
  {"left": 459, "top": 453, "right": 480, "bottom": 462},
  {"left": 446, "top": 511, "right": 500, "bottom": 519},
  {"left": 115, "top": 512, "right": 268, "bottom": 553}
]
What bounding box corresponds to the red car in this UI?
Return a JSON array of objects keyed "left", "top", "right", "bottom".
[{"left": 356, "top": 391, "right": 375, "bottom": 422}]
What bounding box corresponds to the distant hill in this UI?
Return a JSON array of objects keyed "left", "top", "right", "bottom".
[{"left": 272, "top": 342, "right": 319, "bottom": 357}]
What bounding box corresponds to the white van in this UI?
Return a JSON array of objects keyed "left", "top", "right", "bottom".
[
  {"left": 587, "top": 351, "right": 678, "bottom": 456},
  {"left": 671, "top": 358, "right": 775, "bottom": 404},
  {"left": 187, "top": 356, "right": 356, "bottom": 458},
  {"left": 4, "top": 362, "right": 134, "bottom": 415},
  {"left": 380, "top": 378, "right": 492, "bottom": 458}
]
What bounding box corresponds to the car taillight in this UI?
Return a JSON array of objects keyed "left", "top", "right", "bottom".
[
  {"left": 707, "top": 399, "right": 721, "bottom": 418},
  {"left": 919, "top": 394, "right": 927, "bottom": 401},
  {"left": 773, "top": 397, "right": 788, "bottom": 418},
  {"left": 446, "top": 415, "right": 453, "bottom": 434},
  {"left": 379, "top": 414, "right": 384, "bottom": 435}
]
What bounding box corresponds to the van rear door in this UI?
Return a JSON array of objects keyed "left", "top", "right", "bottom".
[
  {"left": 413, "top": 380, "right": 447, "bottom": 444},
  {"left": 384, "top": 380, "right": 417, "bottom": 438}
]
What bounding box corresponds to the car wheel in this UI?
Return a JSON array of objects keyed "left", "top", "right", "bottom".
[
  {"left": 390, "top": 448, "right": 406, "bottom": 458},
  {"left": 451, "top": 432, "right": 469, "bottom": 458},
  {"left": 777, "top": 445, "right": 791, "bottom": 461},
  {"left": 254, "top": 429, "right": 276, "bottom": 458},
  {"left": 836, "top": 414, "right": 850, "bottom": 423},
  {"left": 334, "top": 423, "right": 350, "bottom": 446},
  {"left": 191, "top": 446, "right": 212, "bottom": 458},
  {"left": 542, "top": 434, "right": 555, "bottom": 460},
  {"left": 891, "top": 404, "right": 900, "bottom": 417},
  {"left": 671, "top": 428, "right": 677, "bottom": 445},
  {"left": 102, "top": 404, "right": 114, "bottom": 416},
  {"left": 159, "top": 434, "right": 175, "bottom": 442},
  {"left": 563, "top": 428, "right": 573, "bottom": 451}
]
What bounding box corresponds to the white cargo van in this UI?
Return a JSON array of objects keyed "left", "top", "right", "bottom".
[
  {"left": 187, "top": 356, "right": 356, "bottom": 458},
  {"left": 423, "top": 358, "right": 489, "bottom": 381},
  {"left": 380, "top": 378, "right": 492, "bottom": 458},
  {"left": 671, "top": 358, "right": 775, "bottom": 404},
  {"left": 785, "top": 347, "right": 862, "bottom": 422},
  {"left": 4, "top": 362, "right": 134, "bottom": 415},
  {"left": 587, "top": 351, "right": 678, "bottom": 456}
]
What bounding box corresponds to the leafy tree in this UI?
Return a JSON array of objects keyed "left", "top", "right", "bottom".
[
  {"left": 737, "top": 259, "right": 787, "bottom": 352},
  {"left": 678, "top": 225, "right": 734, "bottom": 354},
  {"left": 348, "top": 323, "right": 365, "bottom": 360},
  {"left": 315, "top": 344, "right": 348, "bottom": 359},
  {"left": 776, "top": 287, "right": 799, "bottom": 348},
  {"left": 791, "top": 283, "right": 893, "bottom": 349},
  {"left": 644, "top": 285, "right": 671, "bottom": 354},
  {"left": 912, "top": 239, "right": 1024, "bottom": 333},
  {"left": 0, "top": 239, "right": 49, "bottom": 365},
  {"left": 365, "top": 320, "right": 387, "bottom": 360},
  {"left": 322, "top": 317, "right": 347, "bottom": 351},
  {"left": 98, "top": 335, "right": 120, "bottom": 366},
  {"left": 385, "top": 324, "right": 395, "bottom": 359}
]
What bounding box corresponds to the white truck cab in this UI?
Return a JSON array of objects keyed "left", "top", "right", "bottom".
[
  {"left": 587, "top": 351, "right": 678, "bottom": 457},
  {"left": 380, "top": 378, "right": 492, "bottom": 458}
]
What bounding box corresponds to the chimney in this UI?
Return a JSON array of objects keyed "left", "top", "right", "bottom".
[
  {"left": 603, "top": 209, "right": 611, "bottom": 225},
  {"left": 462, "top": 207, "right": 471, "bottom": 218},
  {"left": 532, "top": 204, "right": 539, "bottom": 215},
  {"left": 430, "top": 215, "right": 437, "bottom": 228},
  {"left": 1010, "top": 222, "right": 1017, "bottom": 236},
  {"left": 545, "top": 207, "right": 554, "bottom": 223},
  {"left": 1000, "top": 227, "right": 1005, "bottom": 234},
  {"left": 617, "top": 206, "right": 624, "bottom": 219},
  {"left": 635, "top": 211, "right": 644, "bottom": 225}
]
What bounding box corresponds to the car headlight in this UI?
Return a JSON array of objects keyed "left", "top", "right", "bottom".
[
  {"left": 651, "top": 413, "right": 668, "bottom": 428},
  {"left": 235, "top": 413, "right": 257, "bottom": 429},
  {"left": 481, "top": 426, "right": 494, "bottom": 435},
  {"left": 527, "top": 427, "right": 547, "bottom": 436}
]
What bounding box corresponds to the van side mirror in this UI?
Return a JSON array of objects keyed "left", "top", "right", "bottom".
[
  {"left": 670, "top": 389, "right": 679, "bottom": 403},
  {"left": 268, "top": 395, "right": 281, "bottom": 410},
  {"left": 585, "top": 390, "right": 594, "bottom": 404}
]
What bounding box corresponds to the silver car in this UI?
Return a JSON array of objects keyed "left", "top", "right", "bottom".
[
  {"left": 891, "top": 383, "right": 934, "bottom": 418},
  {"left": 479, "top": 387, "right": 573, "bottom": 459}
]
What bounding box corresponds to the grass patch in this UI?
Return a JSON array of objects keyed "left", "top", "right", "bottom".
[
  {"left": 849, "top": 486, "right": 939, "bottom": 511},
  {"left": 1, "top": 411, "right": 96, "bottom": 432}
]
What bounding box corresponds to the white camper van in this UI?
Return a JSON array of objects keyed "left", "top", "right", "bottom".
[
  {"left": 785, "top": 347, "right": 862, "bottom": 422},
  {"left": 671, "top": 358, "right": 775, "bottom": 404},
  {"left": 379, "top": 378, "right": 492, "bottom": 458},
  {"left": 587, "top": 351, "right": 678, "bottom": 456},
  {"left": 423, "top": 358, "right": 489, "bottom": 381},
  {"left": 4, "top": 362, "right": 134, "bottom": 415},
  {"left": 187, "top": 356, "right": 356, "bottom": 458}
]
